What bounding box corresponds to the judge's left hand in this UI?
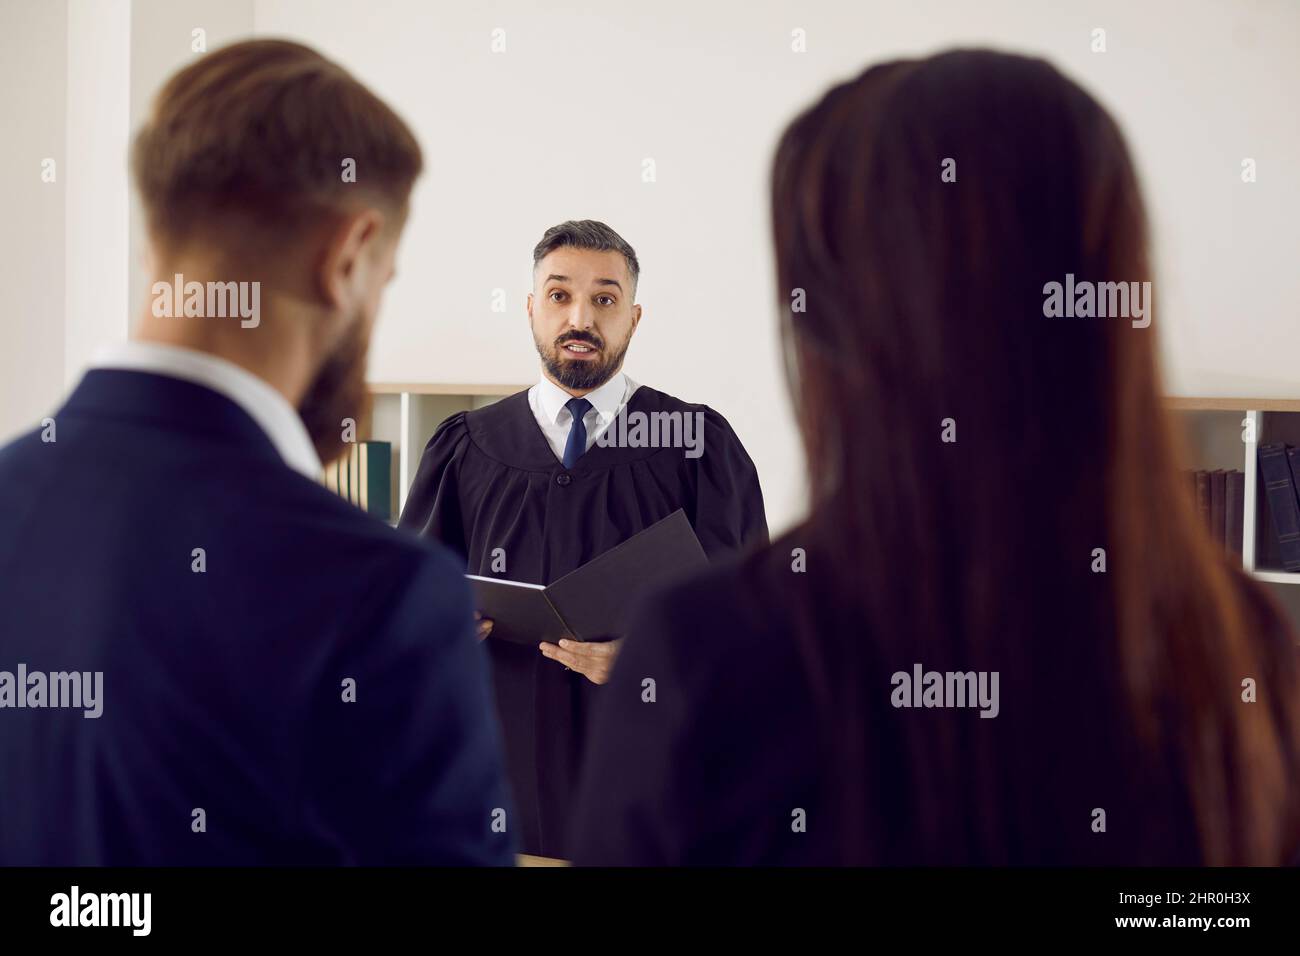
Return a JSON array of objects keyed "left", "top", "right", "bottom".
[{"left": 539, "top": 638, "right": 623, "bottom": 685}]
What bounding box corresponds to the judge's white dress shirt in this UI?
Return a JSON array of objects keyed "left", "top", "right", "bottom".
[{"left": 527, "top": 371, "right": 640, "bottom": 464}]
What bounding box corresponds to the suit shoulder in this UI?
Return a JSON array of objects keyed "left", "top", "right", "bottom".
[
  {"left": 278, "top": 475, "right": 473, "bottom": 642},
  {"left": 249, "top": 464, "right": 462, "bottom": 576},
  {"left": 0, "top": 426, "right": 49, "bottom": 468}
]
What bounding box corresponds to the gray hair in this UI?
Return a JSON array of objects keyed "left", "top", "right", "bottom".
[{"left": 532, "top": 220, "right": 640, "bottom": 294}]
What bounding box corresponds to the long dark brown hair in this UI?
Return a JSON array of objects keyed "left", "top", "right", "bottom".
[{"left": 771, "top": 49, "right": 1300, "bottom": 864}]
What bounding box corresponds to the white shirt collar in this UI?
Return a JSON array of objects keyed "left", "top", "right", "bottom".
[
  {"left": 535, "top": 370, "right": 632, "bottom": 426},
  {"left": 90, "top": 341, "right": 321, "bottom": 479}
]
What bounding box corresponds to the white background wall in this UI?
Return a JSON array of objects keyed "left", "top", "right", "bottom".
[
  {"left": 0, "top": 0, "right": 66, "bottom": 435},
  {"left": 64, "top": 0, "right": 130, "bottom": 386},
  {"left": 2, "top": 0, "right": 1298, "bottom": 534}
]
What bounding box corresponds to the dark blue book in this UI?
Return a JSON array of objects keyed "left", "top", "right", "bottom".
[{"left": 1258, "top": 444, "right": 1300, "bottom": 571}]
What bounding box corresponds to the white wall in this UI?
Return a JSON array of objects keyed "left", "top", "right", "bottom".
[
  {"left": 64, "top": 0, "right": 131, "bottom": 386},
  {"left": 252, "top": 0, "right": 1300, "bottom": 533},
  {"left": 0, "top": 0, "right": 66, "bottom": 439}
]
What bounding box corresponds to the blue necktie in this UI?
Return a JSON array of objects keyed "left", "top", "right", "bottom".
[{"left": 562, "top": 397, "right": 593, "bottom": 470}]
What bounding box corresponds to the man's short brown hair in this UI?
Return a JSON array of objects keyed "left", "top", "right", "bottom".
[{"left": 133, "top": 39, "right": 423, "bottom": 245}]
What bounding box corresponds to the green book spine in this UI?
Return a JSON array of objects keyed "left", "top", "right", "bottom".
[{"left": 365, "top": 441, "right": 392, "bottom": 521}]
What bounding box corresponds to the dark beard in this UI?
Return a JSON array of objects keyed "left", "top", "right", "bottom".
[
  {"left": 298, "top": 321, "right": 372, "bottom": 465},
  {"left": 536, "top": 330, "right": 631, "bottom": 391}
]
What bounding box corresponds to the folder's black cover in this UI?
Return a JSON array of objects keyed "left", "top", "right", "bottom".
[
  {"left": 464, "top": 577, "right": 572, "bottom": 646},
  {"left": 548, "top": 508, "right": 708, "bottom": 640},
  {"left": 466, "top": 509, "right": 708, "bottom": 644}
]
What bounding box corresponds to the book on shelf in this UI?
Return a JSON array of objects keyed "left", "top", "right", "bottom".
[
  {"left": 1257, "top": 444, "right": 1300, "bottom": 572},
  {"left": 320, "top": 441, "right": 392, "bottom": 521},
  {"left": 1225, "top": 470, "right": 1244, "bottom": 565},
  {"left": 1209, "top": 469, "right": 1226, "bottom": 548},
  {"left": 1184, "top": 467, "right": 1244, "bottom": 561},
  {"left": 1195, "top": 471, "right": 1211, "bottom": 533}
]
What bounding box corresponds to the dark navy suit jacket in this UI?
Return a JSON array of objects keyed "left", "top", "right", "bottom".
[{"left": 0, "top": 368, "right": 515, "bottom": 865}]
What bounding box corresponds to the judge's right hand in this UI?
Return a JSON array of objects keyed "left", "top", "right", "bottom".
[{"left": 473, "top": 612, "right": 493, "bottom": 642}]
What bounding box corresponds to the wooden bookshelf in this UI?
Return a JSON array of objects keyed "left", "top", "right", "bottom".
[{"left": 1166, "top": 397, "right": 1300, "bottom": 413}]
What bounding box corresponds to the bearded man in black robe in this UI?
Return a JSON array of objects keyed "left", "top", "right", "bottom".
[{"left": 399, "top": 220, "right": 767, "bottom": 857}]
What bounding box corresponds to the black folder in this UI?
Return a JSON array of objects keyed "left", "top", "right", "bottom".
[{"left": 466, "top": 509, "right": 708, "bottom": 645}]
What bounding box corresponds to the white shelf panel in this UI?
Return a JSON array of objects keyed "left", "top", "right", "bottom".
[
  {"left": 1249, "top": 571, "right": 1300, "bottom": 586},
  {"left": 1243, "top": 410, "right": 1258, "bottom": 571}
]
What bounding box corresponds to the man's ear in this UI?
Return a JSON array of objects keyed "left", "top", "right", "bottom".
[
  {"left": 526, "top": 291, "right": 535, "bottom": 323},
  {"left": 317, "top": 208, "right": 386, "bottom": 310},
  {"left": 631, "top": 303, "right": 642, "bottom": 331}
]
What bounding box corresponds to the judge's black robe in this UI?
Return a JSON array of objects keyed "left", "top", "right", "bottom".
[{"left": 398, "top": 385, "right": 768, "bottom": 857}]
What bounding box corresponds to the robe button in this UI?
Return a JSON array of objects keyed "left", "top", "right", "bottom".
[{"left": 556, "top": 473, "right": 572, "bottom": 487}]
